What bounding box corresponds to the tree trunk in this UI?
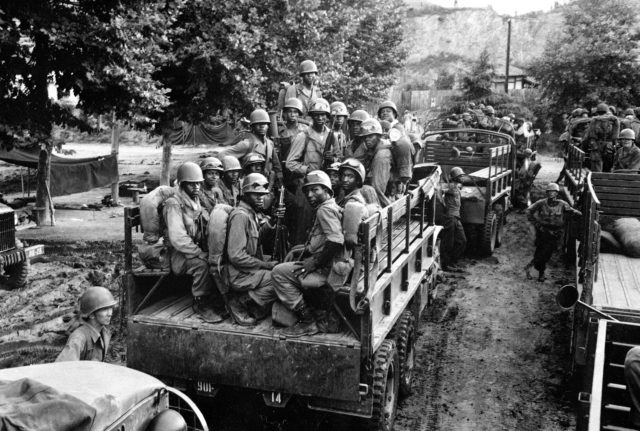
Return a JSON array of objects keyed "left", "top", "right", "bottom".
[
  {"left": 160, "top": 133, "right": 172, "bottom": 186},
  {"left": 110, "top": 112, "right": 120, "bottom": 204},
  {"left": 35, "top": 145, "right": 54, "bottom": 226}
]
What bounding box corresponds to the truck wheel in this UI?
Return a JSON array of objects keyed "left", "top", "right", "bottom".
[
  {"left": 394, "top": 310, "right": 416, "bottom": 397},
  {"left": 480, "top": 211, "right": 497, "bottom": 256},
  {"left": 495, "top": 212, "right": 505, "bottom": 248},
  {"left": 1, "top": 260, "right": 29, "bottom": 290},
  {"left": 367, "top": 339, "right": 399, "bottom": 431}
]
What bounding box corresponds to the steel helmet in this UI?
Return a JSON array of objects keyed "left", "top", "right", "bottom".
[
  {"left": 546, "top": 183, "right": 560, "bottom": 192},
  {"left": 523, "top": 148, "right": 533, "bottom": 157},
  {"left": 299, "top": 59, "right": 318, "bottom": 75},
  {"left": 242, "top": 152, "right": 266, "bottom": 169},
  {"left": 330, "top": 101, "right": 349, "bottom": 117},
  {"left": 199, "top": 157, "right": 223, "bottom": 172},
  {"left": 326, "top": 162, "right": 342, "bottom": 173},
  {"left": 221, "top": 155, "right": 242, "bottom": 172},
  {"left": 620, "top": 128, "right": 636, "bottom": 140},
  {"left": 485, "top": 106, "right": 495, "bottom": 115},
  {"left": 283, "top": 98, "right": 304, "bottom": 114},
  {"left": 303, "top": 170, "right": 333, "bottom": 195},
  {"left": 339, "top": 158, "right": 366, "bottom": 185},
  {"left": 349, "top": 110, "right": 370, "bottom": 123},
  {"left": 147, "top": 409, "right": 187, "bottom": 431},
  {"left": 609, "top": 105, "right": 617, "bottom": 115},
  {"left": 308, "top": 98, "right": 330, "bottom": 115},
  {"left": 624, "top": 108, "right": 635, "bottom": 116},
  {"left": 450, "top": 166, "right": 465, "bottom": 180},
  {"left": 250, "top": 109, "right": 270, "bottom": 125},
  {"left": 177, "top": 162, "right": 204, "bottom": 184},
  {"left": 571, "top": 108, "right": 583, "bottom": 117},
  {"left": 596, "top": 103, "right": 609, "bottom": 114},
  {"left": 79, "top": 286, "right": 117, "bottom": 318},
  {"left": 241, "top": 173, "right": 270, "bottom": 194},
  {"left": 359, "top": 118, "right": 383, "bottom": 136},
  {"left": 377, "top": 100, "right": 398, "bottom": 118}
]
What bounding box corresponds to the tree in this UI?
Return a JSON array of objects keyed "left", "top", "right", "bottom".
[
  {"left": 460, "top": 48, "right": 495, "bottom": 100},
  {"left": 529, "top": 0, "right": 640, "bottom": 114},
  {"left": 0, "top": 1, "right": 177, "bottom": 225},
  {"left": 434, "top": 70, "right": 456, "bottom": 90}
]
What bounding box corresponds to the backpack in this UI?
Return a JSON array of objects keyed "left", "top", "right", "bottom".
[
  {"left": 588, "top": 115, "right": 618, "bottom": 143},
  {"left": 207, "top": 203, "right": 235, "bottom": 269},
  {"left": 139, "top": 186, "right": 177, "bottom": 244}
]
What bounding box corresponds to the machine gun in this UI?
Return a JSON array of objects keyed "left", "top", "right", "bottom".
[{"left": 272, "top": 186, "right": 288, "bottom": 262}]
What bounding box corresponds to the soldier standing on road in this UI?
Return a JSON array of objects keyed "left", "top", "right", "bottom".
[
  {"left": 198, "top": 157, "right": 224, "bottom": 213},
  {"left": 271, "top": 171, "right": 345, "bottom": 337},
  {"left": 525, "top": 183, "right": 582, "bottom": 282},
  {"left": 613, "top": 129, "right": 640, "bottom": 171},
  {"left": 218, "top": 155, "right": 243, "bottom": 207},
  {"left": 284, "top": 60, "right": 322, "bottom": 119},
  {"left": 163, "top": 162, "right": 224, "bottom": 323},
  {"left": 439, "top": 167, "right": 467, "bottom": 272},
  {"left": 56, "top": 286, "right": 116, "bottom": 362},
  {"left": 377, "top": 100, "right": 404, "bottom": 134},
  {"left": 353, "top": 118, "right": 394, "bottom": 207},
  {"left": 225, "top": 173, "right": 283, "bottom": 326},
  {"left": 329, "top": 101, "right": 350, "bottom": 161}
]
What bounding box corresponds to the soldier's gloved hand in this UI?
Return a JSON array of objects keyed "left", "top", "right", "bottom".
[{"left": 261, "top": 260, "right": 278, "bottom": 270}]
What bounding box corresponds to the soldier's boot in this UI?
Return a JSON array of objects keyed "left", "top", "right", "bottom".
[
  {"left": 248, "top": 301, "right": 271, "bottom": 321},
  {"left": 524, "top": 261, "right": 534, "bottom": 280},
  {"left": 193, "top": 296, "right": 225, "bottom": 324},
  {"left": 537, "top": 271, "right": 546, "bottom": 282},
  {"left": 282, "top": 301, "right": 318, "bottom": 338},
  {"left": 226, "top": 294, "right": 257, "bottom": 326}
]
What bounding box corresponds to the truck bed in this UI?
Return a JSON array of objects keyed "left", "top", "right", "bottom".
[{"left": 593, "top": 253, "right": 640, "bottom": 313}]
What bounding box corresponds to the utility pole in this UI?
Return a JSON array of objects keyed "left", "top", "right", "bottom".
[{"left": 504, "top": 18, "right": 512, "bottom": 94}]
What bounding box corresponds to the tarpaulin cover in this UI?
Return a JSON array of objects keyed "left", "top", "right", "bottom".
[
  {"left": 165, "top": 121, "right": 238, "bottom": 146},
  {"left": 0, "top": 378, "right": 95, "bottom": 431},
  {"left": 0, "top": 148, "right": 118, "bottom": 197}
]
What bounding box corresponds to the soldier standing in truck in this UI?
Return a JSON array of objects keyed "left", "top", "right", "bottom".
[
  {"left": 198, "top": 157, "right": 225, "bottom": 213},
  {"left": 218, "top": 156, "right": 243, "bottom": 207},
  {"left": 284, "top": 60, "right": 322, "bottom": 119}
]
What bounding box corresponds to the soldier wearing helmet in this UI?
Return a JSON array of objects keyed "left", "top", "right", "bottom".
[
  {"left": 224, "top": 173, "right": 283, "bottom": 325},
  {"left": 217, "top": 108, "right": 283, "bottom": 189},
  {"left": 525, "top": 183, "right": 581, "bottom": 282},
  {"left": 286, "top": 98, "right": 336, "bottom": 244},
  {"left": 163, "top": 162, "right": 224, "bottom": 322},
  {"left": 56, "top": 286, "right": 117, "bottom": 362},
  {"left": 438, "top": 167, "right": 467, "bottom": 271},
  {"left": 279, "top": 98, "right": 309, "bottom": 161},
  {"left": 326, "top": 161, "right": 342, "bottom": 195},
  {"left": 347, "top": 109, "right": 370, "bottom": 155},
  {"left": 242, "top": 152, "right": 266, "bottom": 175},
  {"left": 218, "top": 155, "right": 243, "bottom": 207},
  {"left": 329, "top": 101, "right": 350, "bottom": 161},
  {"left": 338, "top": 159, "right": 370, "bottom": 248},
  {"left": 377, "top": 100, "right": 405, "bottom": 134},
  {"left": 283, "top": 59, "right": 322, "bottom": 118},
  {"left": 613, "top": 128, "right": 640, "bottom": 171},
  {"left": 584, "top": 102, "right": 620, "bottom": 172},
  {"left": 198, "top": 157, "right": 224, "bottom": 213},
  {"left": 272, "top": 170, "right": 346, "bottom": 337}
]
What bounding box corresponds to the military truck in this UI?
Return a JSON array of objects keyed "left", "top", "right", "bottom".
[
  {"left": 0, "top": 202, "right": 44, "bottom": 289},
  {"left": 122, "top": 166, "right": 443, "bottom": 430},
  {"left": 420, "top": 128, "right": 516, "bottom": 256},
  {"left": 558, "top": 172, "right": 640, "bottom": 430}
]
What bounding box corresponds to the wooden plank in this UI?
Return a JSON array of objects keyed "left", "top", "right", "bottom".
[
  {"left": 139, "top": 295, "right": 183, "bottom": 317},
  {"left": 593, "top": 179, "right": 640, "bottom": 189},
  {"left": 601, "top": 208, "right": 640, "bottom": 217},
  {"left": 597, "top": 194, "right": 640, "bottom": 202},
  {"left": 599, "top": 199, "right": 640, "bottom": 209},
  {"left": 593, "top": 173, "right": 640, "bottom": 182},
  {"left": 153, "top": 296, "right": 193, "bottom": 320},
  {"left": 593, "top": 253, "right": 640, "bottom": 310},
  {"left": 594, "top": 186, "right": 640, "bottom": 195},
  {"left": 588, "top": 319, "right": 609, "bottom": 430}
]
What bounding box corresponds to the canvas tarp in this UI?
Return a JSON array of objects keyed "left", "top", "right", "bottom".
[
  {"left": 0, "top": 148, "right": 118, "bottom": 197},
  {"left": 165, "top": 121, "right": 238, "bottom": 146}
]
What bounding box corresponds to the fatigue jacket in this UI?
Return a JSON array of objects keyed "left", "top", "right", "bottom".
[
  {"left": 56, "top": 322, "right": 111, "bottom": 362},
  {"left": 219, "top": 133, "right": 282, "bottom": 181},
  {"left": 307, "top": 198, "right": 346, "bottom": 267},
  {"left": 279, "top": 122, "right": 308, "bottom": 161},
  {"left": 331, "top": 129, "right": 349, "bottom": 161},
  {"left": 218, "top": 180, "right": 240, "bottom": 207},
  {"left": 163, "top": 188, "right": 207, "bottom": 264},
  {"left": 226, "top": 201, "right": 270, "bottom": 287},
  {"left": 284, "top": 84, "right": 322, "bottom": 116},
  {"left": 613, "top": 145, "right": 640, "bottom": 171},
  {"left": 199, "top": 186, "right": 224, "bottom": 213},
  {"left": 526, "top": 198, "right": 575, "bottom": 230},
  {"left": 443, "top": 183, "right": 461, "bottom": 218},
  {"left": 286, "top": 125, "right": 333, "bottom": 176},
  {"left": 391, "top": 135, "right": 415, "bottom": 180},
  {"left": 366, "top": 140, "right": 393, "bottom": 208}
]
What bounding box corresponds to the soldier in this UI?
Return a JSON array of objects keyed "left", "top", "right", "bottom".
[
  {"left": 525, "top": 183, "right": 582, "bottom": 282},
  {"left": 329, "top": 101, "right": 350, "bottom": 161},
  {"left": 584, "top": 102, "right": 620, "bottom": 172},
  {"left": 353, "top": 118, "right": 394, "bottom": 207},
  {"left": 338, "top": 159, "right": 368, "bottom": 248},
  {"left": 484, "top": 106, "right": 495, "bottom": 118},
  {"left": 439, "top": 167, "right": 467, "bottom": 272},
  {"left": 326, "top": 161, "right": 342, "bottom": 198},
  {"left": 389, "top": 127, "right": 415, "bottom": 198},
  {"left": 279, "top": 98, "right": 308, "bottom": 162},
  {"left": 242, "top": 152, "right": 266, "bottom": 175},
  {"left": 377, "top": 100, "right": 404, "bottom": 134},
  {"left": 198, "top": 157, "right": 224, "bottom": 213},
  {"left": 284, "top": 60, "right": 322, "bottom": 118},
  {"left": 56, "top": 286, "right": 116, "bottom": 362},
  {"left": 347, "top": 109, "right": 370, "bottom": 159},
  {"left": 271, "top": 171, "right": 345, "bottom": 337},
  {"left": 225, "top": 173, "right": 282, "bottom": 326},
  {"left": 164, "top": 162, "right": 223, "bottom": 323},
  {"left": 613, "top": 129, "right": 640, "bottom": 171},
  {"left": 624, "top": 346, "right": 640, "bottom": 427},
  {"left": 218, "top": 109, "right": 283, "bottom": 188},
  {"left": 218, "top": 155, "right": 242, "bottom": 207},
  {"left": 514, "top": 149, "right": 542, "bottom": 209}
]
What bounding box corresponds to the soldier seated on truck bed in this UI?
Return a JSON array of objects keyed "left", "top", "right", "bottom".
[{"left": 272, "top": 170, "right": 346, "bottom": 337}]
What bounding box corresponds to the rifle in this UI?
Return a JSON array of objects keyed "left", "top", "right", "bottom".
[
  {"left": 272, "top": 186, "right": 288, "bottom": 262},
  {"left": 322, "top": 116, "right": 337, "bottom": 169},
  {"left": 269, "top": 110, "right": 281, "bottom": 161}
]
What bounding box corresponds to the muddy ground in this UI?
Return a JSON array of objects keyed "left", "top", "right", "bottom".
[{"left": 0, "top": 143, "right": 575, "bottom": 430}]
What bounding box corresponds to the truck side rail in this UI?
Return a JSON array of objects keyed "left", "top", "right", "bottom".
[
  {"left": 565, "top": 143, "right": 586, "bottom": 204},
  {"left": 578, "top": 172, "right": 601, "bottom": 304}
]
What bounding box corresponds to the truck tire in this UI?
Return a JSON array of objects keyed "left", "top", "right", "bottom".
[
  {"left": 1, "top": 260, "right": 29, "bottom": 290},
  {"left": 394, "top": 310, "right": 416, "bottom": 397},
  {"left": 366, "top": 339, "right": 399, "bottom": 431},
  {"left": 493, "top": 204, "right": 505, "bottom": 248},
  {"left": 480, "top": 211, "right": 497, "bottom": 256}
]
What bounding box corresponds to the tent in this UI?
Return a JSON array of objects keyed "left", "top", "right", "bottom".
[
  {"left": 164, "top": 121, "right": 238, "bottom": 146},
  {"left": 0, "top": 148, "right": 118, "bottom": 197}
]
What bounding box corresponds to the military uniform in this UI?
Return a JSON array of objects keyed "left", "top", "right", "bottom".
[
  {"left": 366, "top": 140, "right": 394, "bottom": 208},
  {"left": 284, "top": 84, "right": 322, "bottom": 118},
  {"left": 217, "top": 181, "right": 240, "bottom": 207},
  {"left": 272, "top": 197, "right": 345, "bottom": 310},
  {"left": 279, "top": 123, "right": 308, "bottom": 162},
  {"left": 613, "top": 145, "right": 640, "bottom": 171},
  {"left": 441, "top": 183, "right": 467, "bottom": 268},
  {"left": 584, "top": 113, "right": 620, "bottom": 172},
  {"left": 163, "top": 188, "right": 212, "bottom": 298},
  {"left": 218, "top": 133, "right": 283, "bottom": 184},
  {"left": 56, "top": 323, "right": 110, "bottom": 362},
  {"left": 199, "top": 187, "right": 224, "bottom": 213},
  {"left": 226, "top": 201, "right": 277, "bottom": 306}
]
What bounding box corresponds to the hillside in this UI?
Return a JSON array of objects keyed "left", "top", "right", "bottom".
[{"left": 398, "top": 3, "right": 565, "bottom": 89}]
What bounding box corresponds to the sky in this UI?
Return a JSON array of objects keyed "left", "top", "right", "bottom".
[{"left": 417, "top": 0, "right": 570, "bottom": 15}]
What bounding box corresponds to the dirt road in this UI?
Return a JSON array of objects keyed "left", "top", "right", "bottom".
[{"left": 1, "top": 146, "right": 576, "bottom": 430}]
